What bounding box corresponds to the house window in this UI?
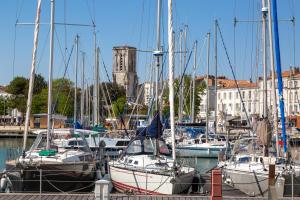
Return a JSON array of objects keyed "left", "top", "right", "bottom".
[
  {"left": 248, "top": 91, "right": 251, "bottom": 99},
  {"left": 248, "top": 103, "right": 251, "bottom": 112},
  {"left": 235, "top": 103, "right": 240, "bottom": 111},
  {"left": 229, "top": 92, "right": 232, "bottom": 100},
  {"left": 218, "top": 93, "right": 220, "bottom": 99},
  {"left": 295, "top": 81, "right": 298, "bottom": 88},
  {"left": 242, "top": 91, "right": 245, "bottom": 99},
  {"left": 223, "top": 93, "right": 226, "bottom": 99},
  {"left": 295, "top": 91, "right": 298, "bottom": 101},
  {"left": 235, "top": 92, "right": 238, "bottom": 98}
]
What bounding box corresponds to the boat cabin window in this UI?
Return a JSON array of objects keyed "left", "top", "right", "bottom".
[
  {"left": 134, "top": 161, "right": 138, "bottom": 165},
  {"left": 126, "top": 138, "right": 170, "bottom": 156},
  {"left": 129, "top": 159, "right": 133, "bottom": 163},
  {"left": 116, "top": 141, "right": 130, "bottom": 146},
  {"left": 68, "top": 140, "right": 84, "bottom": 146},
  {"left": 126, "top": 140, "right": 142, "bottom": 154},
  {"left": 238, "top": 156, "right": 250, "bottom": 163}
]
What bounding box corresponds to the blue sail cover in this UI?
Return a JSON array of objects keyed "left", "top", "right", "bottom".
[{"left": 136, "top": 113, "right": 162, "bottom": 139}]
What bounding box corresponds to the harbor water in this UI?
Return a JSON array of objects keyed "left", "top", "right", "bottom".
[{"left": 0, "top": 136, "right": 34, "bottom": 170}]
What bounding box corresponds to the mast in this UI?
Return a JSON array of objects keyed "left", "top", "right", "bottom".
[
  {"left": 80, "top": 52, "right": 85, "bottom": 124},
  {"left": 86, "top": 83, "right": 89, "bottom": 125},
  {"left": 271, "top": 0, "right": 287, "bottom": 154},
  {"left": 154, "top": 0, "right": 162, "bottom": 112},
  {"left": 168, "top": 0, "right": 176, "bottom": 160},
  {"left": 47, "top": 0, "right": 55, "bottom": 150},
  {"left": 262, "top": 0, "right": 268, "bottom": 118},
  {"left": 214, "top": 20, "right": 218, "bottom": 135},
  {"left": 23, "top": 0, "right": 42, "bottom": 152},
  {"left": 178, "top": 29, "right": 183, "bottom": 122},
  {"left": 191, "top": 40, "right": 197, "bottom": 123},
  {"left": 267, "top": 0, "right": 279, "bottom": 155},
  {"left": 206, "top": 32, "right": 211, "bottom": 141},
  {"left": 74, "top": 35, "right": 79, "bottom": 126},
  {"left": 93, "top": 32, "right": 98, "bottom": 126}
]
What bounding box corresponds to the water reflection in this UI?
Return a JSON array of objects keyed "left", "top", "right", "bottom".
[{"left": 0, "top": 137, "right": 35, "bottom": 170}]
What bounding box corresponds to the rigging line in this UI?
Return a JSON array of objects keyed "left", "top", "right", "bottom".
[
  {"left": 12, "top": 24, "right": 17, "bottom": 79},
  {"left": 36, "top": 29, "right": 51, "bottom": 72},
  {"left": 137, "top": 0, "right": 145, "bottom": 48},
  {"left": 85, "top": 0, "right": 96, "bottom": 26},
  {"left": 51, "top": 45, "right": 75, "bottom": 114},
  {"left": 292, "top": 16, "right": 296, "bottom": 67},
  {"left": 98, "top": 48, "right": 111, "bottom": 82},
  {"left": 174, "top": 43, "right": 195, "bottom": 100},
  {"left": 216, "top": 22, "right": 252, "bottom": 129},
  {"left": 15, "top": 0, "right": 25, "bottom": 22},
  {"left": 249, "top": 0, "right": 255, "bottom": 81},
  {"left": 54, "top": 29, "right": 69, "bottom": 76},
  {"left": 64, "top": 0, "right": 68, "bottom": 66}
]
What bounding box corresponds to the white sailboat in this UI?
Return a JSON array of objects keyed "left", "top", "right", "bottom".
[
  {"left": 220, "top": 0, "right": 300, "bottom": 197},
  {"left": 109, "top": 0, "right": 195, "bottom": 194},
  {"left": 17, "top": 0, "right": 96, "bottom": 192}
]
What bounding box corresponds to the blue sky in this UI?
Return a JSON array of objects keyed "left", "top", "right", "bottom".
[{"left": 0, "top": 0, "right": 299, "bottom": 86}]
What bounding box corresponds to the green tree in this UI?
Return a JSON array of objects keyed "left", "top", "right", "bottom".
[
  {"left": 33, "top": 74, "right": 47, "bottom": 94},
  {"left": 6, "top": 76, "right": 28, "bottom": 96},
  {"left": 52, "top": 78, "right": 74, "bottom": 117},
  {"left": 162, "top": 75, "right": 205, "bottom": 120},
  {"left": 112, "top": 96, "right": 126, "bottom": 117}
]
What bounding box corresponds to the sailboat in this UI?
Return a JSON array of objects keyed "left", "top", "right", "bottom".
[
  {"left": 16, "top": 0, "right": 96, "bottom": 192},
  {"left": 109, "top": 113, "right": 195, "bottom": 194},
  {"left": 175, "top": 32, "right": 227, "bottom": 158},
  {"left": 220, "top": 0, "right": 300, "bottom": 197},
  {"left": 109, "top": 0, "right": 195, "bottom": 194}
]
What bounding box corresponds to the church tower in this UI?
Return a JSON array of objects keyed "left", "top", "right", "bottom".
[{"left": 112, "top": 46, "right": 138, "bottom": 101}]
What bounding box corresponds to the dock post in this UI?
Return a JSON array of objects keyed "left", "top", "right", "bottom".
[
  {"left": 268, "top": 164, "right": 278, "bottom": 200},
  {"left": 94, "top": 180, "right": 110, "bottom": 200},
  {"left": 211, "top": 169, "right": 222, "bottom": 200}
]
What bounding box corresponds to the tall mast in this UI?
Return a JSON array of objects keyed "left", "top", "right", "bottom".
[
  {"left": 80, "top": 52, "right": 85, "bottom": 124},
  {"left": 262, "top": 0, "right": 268, "bottom": 118},
  {"left": 23, "top": 0, "right": 42, "bottom": 152},
  {"left": 214, "top": 20, "right": 218, "bottom": 135},
  {"left": 191, "top": 40, "right": 197, "bottom": 123},
  {"left": 168, "top": 0, "right": 176, "bottom": 160},
  {"left": 93, "top": 32, "right": 98, "bottom": 126},
  {"left": 154, "top": 0, "right": 162, "bottom": 112},
  {"left": 86, "top": 83, "right": 89, "bottom": 125},
  {"left": 267, "top": 0, "right": 279, "bottom": 155},
  {"left": 74, "top": 35, "right": 79, "bottom": 126},
  {"left": 271, "top": 0, "right": 287, "bottom": 154},
  {"left": 206, "top": 32, "right": 211, "bottom": 141},
  {"left": 178, "top": 30, "right": 183, "bottom": 122},
  {"left": 47, "top": 0, "right": 55, "bottom": 150}
]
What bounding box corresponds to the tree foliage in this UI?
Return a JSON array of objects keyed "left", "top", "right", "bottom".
[
  {"left": 162, "top": 75, "right": 205, "bottom": 120},
  {"left": 112, "top": 96, "right": 126, "bottom": 117}
]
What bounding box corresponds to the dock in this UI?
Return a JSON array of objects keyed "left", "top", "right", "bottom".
[
  {"left": 0, "top": 193, "right": 298, "bottom": 200},
  {"left": 0, "top": 125, "right": 35, "bottom": 138}
]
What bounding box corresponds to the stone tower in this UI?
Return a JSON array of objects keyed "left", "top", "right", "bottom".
[{"left": 112, "top": 46, "right": 138, "bottom": 100}]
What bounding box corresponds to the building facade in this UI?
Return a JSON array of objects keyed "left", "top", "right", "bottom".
[
  {"left": 197, "top": 67, "right": 300, "bottom": 121},
  {"left": 112, "top": 46, "right": 138, "bottom": 101}
]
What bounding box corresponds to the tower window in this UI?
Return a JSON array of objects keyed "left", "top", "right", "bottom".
[{"left": 120, "top": 54, "right": 123, "bottom": 71}]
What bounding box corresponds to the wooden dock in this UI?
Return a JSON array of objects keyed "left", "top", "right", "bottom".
[{"left": 0, "top": 193, "right": 298, "bottom": 200}]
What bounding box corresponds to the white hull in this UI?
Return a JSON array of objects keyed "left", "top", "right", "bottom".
[
  {"left": 223, "top": 167, "right": 285, "bottom": 197},
  {"left": 110, "top": 165, "right": 194, "bottom": 194}
]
